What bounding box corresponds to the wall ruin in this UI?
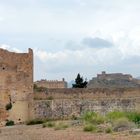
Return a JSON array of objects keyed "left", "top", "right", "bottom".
[
  {"left": 32, "top": 88, "right": 140, "bottom": 120},
  {"left": 34, "top": 78, "right": 67, "bottom": 89},
  {"left": 0, "top": 48, "right": 33, "bottom": 125}
]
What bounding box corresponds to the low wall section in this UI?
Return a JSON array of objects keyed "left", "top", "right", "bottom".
[{"left": 31, "top": 88, "right": 140, "bottom": 119}]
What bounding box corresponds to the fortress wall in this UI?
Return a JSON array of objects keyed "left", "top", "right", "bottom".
[
  {"left": 32, "top": 98, "right": 140, "bottom": 120},
  {"left": 34, "top": 88, "right": 140, "bottom": 100},
  {"left": 0, "top": 48, "right": 33, "bottom": 124},
  {"left": 32, "top": 88, "right": 140, "bottom": 119}
]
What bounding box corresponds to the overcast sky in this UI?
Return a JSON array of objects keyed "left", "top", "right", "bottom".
[{"left": 0, "top": 0, "right": 140, "bottom": 81}]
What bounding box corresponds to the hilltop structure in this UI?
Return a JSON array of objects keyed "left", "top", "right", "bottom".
[
  {"left": 0, "top": 48, "right": 33, "bottom": 125},
  {"left": 87, "top": 71, "right": 140, "bottom": 88},
  {"left": 34, "top": 78, "right": 67, "bottom": 89}
]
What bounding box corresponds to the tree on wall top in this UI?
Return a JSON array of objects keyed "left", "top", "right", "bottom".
[{"left": 72, "top": 73, "right": 88, "bottom": 88}]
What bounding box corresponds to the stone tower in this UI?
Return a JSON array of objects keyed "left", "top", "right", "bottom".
[{"left": 0, "top": 48, "right": 33, "bottom": 125}]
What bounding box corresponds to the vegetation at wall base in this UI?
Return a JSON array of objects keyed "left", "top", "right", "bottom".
[
  {"left": 25, "top": 110, "right": 140, "bottom": 135},
  {"left": 105, "top": 127, "right": 112, "bottom": 133},
  {"left": 54, "top": 122, "right": 69, "bottom": 130},
  {"left": 82, "top": 111, "right": 105, "bottom": 124},
  {"left": 81, "top": 111, "right": 140, "bottom": 133},
  {"left": 26, "top": 119, "right": 44, "bottom": 125},
  {"left": 125, "top": 112, "right": 140, "bottom": 125},
  {"left": 5, "top": 120, "right": 14, "bottom": 126},
  {"left": 106, "top": 111, "right": 140, "bottom": 125},
  {"left": 83, "top": 124, "right": 97, "bottom": 132},
  {"left": 42, "top": 122, "right": 55, "bottom": 128}
]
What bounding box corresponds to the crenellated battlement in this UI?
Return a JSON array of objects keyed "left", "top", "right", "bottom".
[{"left": 34, "top": 78, "right": 67, "bottom": 89}]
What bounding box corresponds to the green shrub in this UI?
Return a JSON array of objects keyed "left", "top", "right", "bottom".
[
  {"left": 113, "top": 117, "right": 135, "bottom": 132},
  {"left": 5, "top": 102, "right": 12, "bottom": 110},
  {"left": 26, "top": 119, "right": 44, "bottom": 125},
  {"left": 106, "top": 111, "right": 126, "bottom": 121},
  {"left": 125, "top": 112, "right": 140, "bottom": 125},
  {"left": 83, "top": 124, "right": 97, "bottom": 132},
  {"left": 5, "top": 120, "right": 14, "bottom": 126},
  {"left": 43, "top": 122, "right": 55, "bottom": 128},
  {"left": 105, "top": 127, "right": 112, "bottom": 133},
  {"left": 54, "top": 122, "right": 69, "bottom": 130},
  {"left": 82, "top": 111, "right": 97, "bottom": 122},
  {"left": 96, "top": 128, "right": 104, "bottom": 133},
  {"left": 106, "top": 111, "right": 140, "bottom": 125},
  {"left": 92, "top": 115, "right": 105, "bottom": 125},
  {"left": 82, "top": 111, "right": 105, "bottom": 125}
]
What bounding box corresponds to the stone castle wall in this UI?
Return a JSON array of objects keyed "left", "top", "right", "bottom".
[
  {"left": 34, "top": 88, "right": 140, "bottom": 100},
  {"left": 32, "top": 88, "right": 140, "bottom": 119},
  {"left": 0, "top": 48, "right": 33, "bottom": 125}
]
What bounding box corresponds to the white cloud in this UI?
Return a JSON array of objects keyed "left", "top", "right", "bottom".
[
  {"left": 0, "top": 1, "right": 140, "bottom": 80},
  {"left": 0, "top": 44, "right": 22, "bottom": 53},
  {"left": 35, "top": 45, "right": 122, "bottom": 70},
  {"left": 0, "top": 44, "right": 10, "bottom": 49},
  {"left": 0, "top": 38, "right": 140, "bottom": 81},
  {"left": 0, "top": 17, "right": 4, "bottom": 21}
]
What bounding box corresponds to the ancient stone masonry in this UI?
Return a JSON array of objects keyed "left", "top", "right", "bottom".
[
  {"left": 32, "top": 88, "right": 140, "bottom": 119},
  {"left": 34, "top": 78, "right": 67, "bottom": 89},
  {"left": 0, "top": 48, "right": 33, "bottom": 125}
]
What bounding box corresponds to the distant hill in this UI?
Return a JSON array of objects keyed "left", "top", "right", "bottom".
[
  {"left": 136, "top": 77, "right": 140, "bottom": 79},
  {"left": 87, "top": 72, "right": 140, "bottom": 88}
]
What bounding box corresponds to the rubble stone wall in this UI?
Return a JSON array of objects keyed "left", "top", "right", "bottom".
[
  {"left": 0, "top": 48, "right": 33, "bottom": 125},
  {"left": 32, "top": 88, "right": 140, "bottom": 119}
]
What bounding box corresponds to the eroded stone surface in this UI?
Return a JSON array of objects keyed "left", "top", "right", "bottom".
[{"left": 0, "top": 48, "right": 33, "bottom": 124}]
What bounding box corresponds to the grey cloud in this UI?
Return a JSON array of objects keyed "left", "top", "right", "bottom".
[
  {"left": 82, "top": 37, "right": 113, "bottom": 48},
  {"left": 65, "top": 40, "right": 83, "bottom": 50}
]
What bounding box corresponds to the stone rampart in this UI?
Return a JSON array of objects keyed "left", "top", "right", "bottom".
[
  {"left": 34, "top": 88, "right": 140, "bottom": 100},
  {"left": 32, "top": 88, "right": 140, "bottom": 119},
  {"left": 0, "top": 48, "right": 33, "bottom": 125}
]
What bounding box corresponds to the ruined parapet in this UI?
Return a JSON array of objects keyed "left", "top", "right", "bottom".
[
  {"left": 0, "top": 48, "right": 33, "bottom": 125},
  {"left": 34, "top": 78, "right": 67, "bottom": 89}
]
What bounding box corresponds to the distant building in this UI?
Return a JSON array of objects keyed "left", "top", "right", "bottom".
[
  {"left": 34, "top": 78, "right": 67, "bottom": 89},
  {"left": 87, "top": 71, "right": 140, "bottom": 88},
  {"left": 97, "top": 71, "right": 133, "bottom": 80}
]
